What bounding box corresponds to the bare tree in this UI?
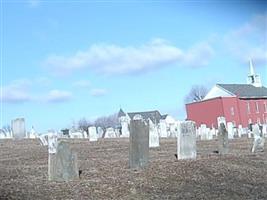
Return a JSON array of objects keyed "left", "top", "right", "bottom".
[
  {"left": 77, "top": 118, "right": 93, "bottom": 133},
  {"left": 185, "top": 85, "right": 208, "bottom": 103},
  {"left": 94, "top": 113, "right": 119, "bottom": 132}
]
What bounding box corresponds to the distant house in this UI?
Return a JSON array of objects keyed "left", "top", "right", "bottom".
[
  {"left": 186, "top": 61, "right": 267, "bottom": 128},
  {"left": 117, "top": 109, "right": 177, "bottom": 137}
]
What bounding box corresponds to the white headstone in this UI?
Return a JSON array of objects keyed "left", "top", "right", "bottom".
[
  {"left": 11, "top": 118, "right": 26, "bottom": 139},
  {"left": 69, "top": 131, "right": 83, "bottom": 138},
  {"left": 238, "top": 125, "right": 243, "bottom": 138},
  {"left": 29, "top": 126, "right": 37, "bottom": 138},
  {"left": 227, "top": 122, "right": 234, "bottom": 139},
  {"left": 105, "top": 127, "right": 116, "bottom": 138},
  {"left": 120, "top": 118, "right": 130, "bottom": 137},
  {"left": 177, "top": 121, "right": 196, "bottom": 160},
  {"left": 200, "top": 124, "right": 208, "bottom": 140},
  {"left": 159, "top": 121, "right": 167, "bottom": 138},
  {"left": 149, "top": 120, "right": 159, "bottom": 148},
  {"left": 88, "top": 126, "right": 98, "bottom": 141},
  {"left": 48, "top": 133, "right": 58, "bottom": 154}
]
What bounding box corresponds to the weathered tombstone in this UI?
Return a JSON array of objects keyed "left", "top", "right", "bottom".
[
  {"left": 129, "top": 119, "right": 149, "bottom": 168},
  {"left": 218, "top": 123, "right": 229, "bottom": 155},
  {"left": 120, "top": 119, "right": 130, "bottom": 137},
  {"left": 227, "top": 122, "right": 234, "bottom": 139},
  {"left": 238, "top": 125, "right": 243, "bottom": 138},
  {"left": 104, "top": 127, "right": 116, "bottom": 138},
  {"left": 200, "top": 124, "right": 207, "bottom": 140},
  {"left": 48, "top": 133, "right": 58, "bottom": 154},
  {"left": 97, "top": 127, "right": 104, "bottom": 138},
  {"left": 177, "top": 121, "right": 196, "bottom": 160},
  {"left": 206, "top": 128, "right": 213, "bottom": 140},
  {"left": 69, "top": 131, "right": 83, "bottom": 138},
  {"left": 251, "top": 124, "right": 265, "bottom": 153},
  {"left": 48, "top": 140, "right": 79, "bottom": 181},
  {"left": 149, "top": 120, "right": 159, "bottom": 148},
  {"left": 210, "top": 127, "right": 216, "bottom": 139},
  {"left": 11, "top": 118, "right": 26, "bottom": 139},
  {"left": 83, "top": 131, "right": 88, "bottom": 138},
  {"left": 217, "top": 116, "right": 226, "bottom": 128},
  {"left": 263, "top": 124, "right": 267, "bottom": 138},
  {"left": 88, "top": 126, "right": 98, "bottom": 141}
]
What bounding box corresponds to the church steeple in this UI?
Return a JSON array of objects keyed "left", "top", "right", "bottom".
[{"left": 247, "top": 59, "right": 262, "bottom": 87}]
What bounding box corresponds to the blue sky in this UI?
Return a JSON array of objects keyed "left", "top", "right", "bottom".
[{"left": 1, "top": 0, "right": 266, "bottom": 132}]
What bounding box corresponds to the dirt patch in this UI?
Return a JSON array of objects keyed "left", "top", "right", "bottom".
[{"left": 0, "top": 138, "right": 266, "bottom": 200}]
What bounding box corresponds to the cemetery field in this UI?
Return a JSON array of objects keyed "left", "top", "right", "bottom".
[{"left": 0, "top": 138, "right": 266, "bottom": 200}]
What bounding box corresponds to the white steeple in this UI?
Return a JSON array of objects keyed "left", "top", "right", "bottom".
[{"left": 247, "top": 59, "right": 262, "bottom": 87}]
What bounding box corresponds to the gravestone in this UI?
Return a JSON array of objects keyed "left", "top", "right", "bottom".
[
  {"left": 159, "top": 121, "right": 167, "bottom": 137},
  {"left": 48, "top": 140, "right": 79, "bottom": 181},
  {"left": 120, "top": 119, "right": 130, "bottom": 137},
  {"left": 69, "top": 131, "right": 83, "bottom": 138},
  {"left": 48, "top": 133, "right": 58, "bottom": 154},
  {"left": 29, "top": 126, "right": 37, "bottom": 139},
  {"left": 129, "top": 119, "right": 149, "bottom": 168},
  {"left": 263, "top": 124, "right": 267, "bottom": 138},
  {"left": 149, "top": 120, "right": 159, "bottom": 148},
  {"left": 97, "top": 127, "right": 104, "bottom": 138},
  {"left": 177, "top": 121, "right": 196, "bottom": 160},
  {"left": 200, "top": 124, "right": 207, "bottom": 140},
  {"left": 238, "top": 125, "right": 243, "bottom": 138},
  {"left": 11, "top": 118, "right": 26, "bottom": 139},
  {"left": 251, "top": 124, "right": 265, "bottom": 153},
  {"left": 88, "top": 126, "right": 98, "bottom": 141},
  {"left": 217, "top": 116, "right": 226, "bottom": 128},
  {"left": 105, "top": 127, "right": 116, "bottom": 138},
  {"left": 227, "top": 122, "right": 234, "bottom": 139},
  {"left": 218, "top": 123, "right": 229, "bottom": 154},
  {"left": 83, "top": 131, "right": 88, "bottom": 138}
]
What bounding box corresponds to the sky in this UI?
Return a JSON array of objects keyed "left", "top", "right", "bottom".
[{"left": 1, "top": 0, "right": 266, "bottom": 132}]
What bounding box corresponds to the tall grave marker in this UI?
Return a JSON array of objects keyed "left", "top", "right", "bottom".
[
  {"left": 129, "top": 119, "right": 149, "bottom": 168},
  {"left": 11, "top": 118, "right": 26, "bottom": 139},
  {"left": 218, "top": 123, "right": 229, "bottom": 154},
  {"left": 149, "top": 120, "right": 159, "bottom": 148},
  {"left": 251, "top": 124, "right": 265, "bottom": 153},
  {"left": 177, "top": 121, "right": 196, "bottom": 160}
]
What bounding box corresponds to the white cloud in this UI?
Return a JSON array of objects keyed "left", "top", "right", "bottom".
[
  {"left": 73, "top": 80, "right": 91, "bottom": 88},
  {"left": 43, "top": 38, "right": 214, "bottom": 75},
  {"left": 90, "top": 88, "right": 108, "bottom": 97},
  {"left": 46, "top": 90, "right": 72, "bottom": 103},
  {"left": 1, "top": 78, "right": 72, "bottom": 104},
  {"left": 28, "top": 0, "right": 41, "bottom": 8},
  {"left": 1, "top": 79, "right": 32, "bottom": 103},
  {"left": 224, "top": 13, "right": 267, "bottom": 66}
]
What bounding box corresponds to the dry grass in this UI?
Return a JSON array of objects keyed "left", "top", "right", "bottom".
[{"left": 0, "top": 138, "right": 266, "bottom": 200}]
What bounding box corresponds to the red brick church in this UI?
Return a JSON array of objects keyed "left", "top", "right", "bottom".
[{"left": 186, "top": 61, "right": 267, "bottom": 128}]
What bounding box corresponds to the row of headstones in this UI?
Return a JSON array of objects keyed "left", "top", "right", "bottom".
[
  {"left": 47, "top": 118, "right": 265, "bottom": 182},
  {"left": 197, "top": 117, "right": 267, "bottom": 140}
]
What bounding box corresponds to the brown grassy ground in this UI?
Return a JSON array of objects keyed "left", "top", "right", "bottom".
[{"left": 0, "top": 138, "right": 266, "bottom": 200}]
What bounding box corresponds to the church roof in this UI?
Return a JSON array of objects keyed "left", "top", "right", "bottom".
[
  {"left": 127, "top": 110, "right": 163, "bottom": 124},
  {"left": 217, "top": 84, "right": 267, "bottom": 99},
  {"left": 118, "top": 109, "right": 126, "bottom": 117}
]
